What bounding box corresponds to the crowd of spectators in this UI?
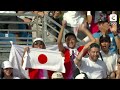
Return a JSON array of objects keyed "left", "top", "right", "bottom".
[{"left": 0, "top": 11, "right": 120, "bottom": 79}]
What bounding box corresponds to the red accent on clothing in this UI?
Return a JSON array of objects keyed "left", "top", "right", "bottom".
[
  {"left": 28, "top": 68, "right": 39, "bottom": 79},
  {"left": 77, "top": 46, "right": 88, "bottom": 57},
  {"left": 90, "top": 17, "right": 99, "bottom": 34},
  {"left": 63, "top": 46, "right": 87, "bottom": 79},
  {"left": 47, "top": 70, "right": 54, "bottom": 79},
  {"left": 48, "top": 46, "right": 88, "bottom": 79}
]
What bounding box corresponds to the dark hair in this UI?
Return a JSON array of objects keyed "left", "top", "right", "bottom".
[
  {"left": 97, "top": 18, "right": 109, "bottom": 25},
  {"left": 89, "top": 43, "right": 100, "bottom": 50},
  {"left": 32, "top": 40, "right": 46, "bottom": 48},
  {"left": 99, "top": 35, "right": 111, "bottom": 44},
  {"left": 65, "top": 33, "right": 77, "bottom": 40}
]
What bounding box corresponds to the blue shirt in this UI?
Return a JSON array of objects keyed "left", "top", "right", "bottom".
[{"left": 93, "top": 32, "right": 117, "bottom": 53}]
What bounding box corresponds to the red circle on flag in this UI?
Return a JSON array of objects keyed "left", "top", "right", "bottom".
[{"left": 38, "top": 54, "right": 47, "bottom": 64}]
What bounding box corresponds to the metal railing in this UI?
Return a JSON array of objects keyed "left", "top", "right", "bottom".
[
  {"left": 0, "top": 13, "right": 39, "bottom": 48},
  {"left": 43, "top": 15, "right": 83, "bottom": 43},
  {"left": 0, "top": 12, "right": 84, "bottom": 53}
]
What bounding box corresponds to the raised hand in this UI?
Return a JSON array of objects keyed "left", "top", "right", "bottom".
[
  {"left": 24, "top": 47, "right": 30, "bottom": 52},
  {"left": 62, "top": 20, "right": 67, "bottom": 28},
  {"left": 110, "top": 23, "right": 117, "bottom": 35}
]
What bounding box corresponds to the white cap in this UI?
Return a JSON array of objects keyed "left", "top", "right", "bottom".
[
  {"left": 51, "top": 72, "right": 63, "bottom": 79},
  {"left": 33, "top": 38, "right": 43, "bottom": 43},
  {"left": 75, "top": 73, "right": 87, "bottom": 79},
  {"left": 1, "top": 61, "right": 13, "bottom": 69}
]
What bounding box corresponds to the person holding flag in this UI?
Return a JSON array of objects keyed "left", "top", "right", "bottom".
[{"left": 22, "top": 38, "right": 48, "bottom": 79}]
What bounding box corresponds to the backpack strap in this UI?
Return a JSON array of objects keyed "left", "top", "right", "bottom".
[{"left": 99, "top": 52, "right": 103, "bottom": 61}]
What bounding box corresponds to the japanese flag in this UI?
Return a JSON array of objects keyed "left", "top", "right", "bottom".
[{"left": 22, "top": 48, "right": 65, "bottom": 73}]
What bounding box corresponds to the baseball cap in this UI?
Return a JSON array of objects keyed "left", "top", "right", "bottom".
[
  {"left": 51, "top": 72, "right": 64, "bottom": 79},
  {"left": 1, "top": 61, "right": 13, "bottom": 69}
]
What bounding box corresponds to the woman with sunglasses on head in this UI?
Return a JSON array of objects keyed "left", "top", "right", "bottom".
[
  {"left": 109, "top": 57, "right": 120, "bottom": 79},
  {"left": 22, "top": 38, "right": 48, "bottom": 79}
]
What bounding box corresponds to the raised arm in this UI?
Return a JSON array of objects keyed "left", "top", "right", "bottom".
[
  {"left": 110, "top": 23, "right": 120, "bottom": 54},
  {"left": 57, "top": 20, "right": 67, "bottom": 52},
  {"left": 79, "top": 22, "right": 96, "bottom": 44},
  {"left": 87, "top": 11, "right": 92, "bottom": 24},
  {"left": 74, "top": 41, "right": 92, "bottom": 68}
]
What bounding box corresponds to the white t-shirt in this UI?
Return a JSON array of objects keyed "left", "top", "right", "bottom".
[
  {"left": 79, "top": 57, "right": 107, "bottom": 79},
  {"left": 63, "top": 11, "right": 85, "bottom": 27},
  {"left": 99, "top": 51, "right": 118, "bottom": 75}
]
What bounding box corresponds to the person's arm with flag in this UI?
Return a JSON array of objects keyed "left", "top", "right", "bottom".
[
  {"left": 21, "top": 38, "right": 49, "bottom": 79},
  {"left": 21, "top": 47, "right": 29, "bottom": 66}
]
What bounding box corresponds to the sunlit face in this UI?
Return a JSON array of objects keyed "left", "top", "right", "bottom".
[
  {"left": 88, "top": 47, "right": 100, "bottom": 62},
  {"left": 100, "top": 41, "right": 110, "bottom": 52},
  {"left": 101, "top": 22, "right": 110, "bottom": 31},
  {"left": 65, "top": 36, "right": 77, "bottom": 49},
  {"left": 3, "top": 68, "right": 13, "bottom": 77},
  {"left": 32, "top": 40, "right": 46, "bottom": 49}
]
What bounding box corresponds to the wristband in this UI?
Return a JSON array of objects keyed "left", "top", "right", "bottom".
[{"left": 87, "top": 11, "right": 91, "bottom": 15}]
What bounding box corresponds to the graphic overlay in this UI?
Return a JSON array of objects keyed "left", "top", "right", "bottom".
[{"left": 109, "top": 13, "right": 117, "bottom": 26}]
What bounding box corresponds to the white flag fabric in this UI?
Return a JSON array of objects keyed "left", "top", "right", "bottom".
[
  {"left": 22, "top": 48, "right": 65, "bottom": 73},
  {"left": 9, "top": 44, "right": 66, "bottom": 79},
  {"left": 9, "top": 44, "right": 30, "bottom": 79}
]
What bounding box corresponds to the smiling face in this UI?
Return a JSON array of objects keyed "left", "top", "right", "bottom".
[
  {"left": 65, "top": 35, "right": 77, "bottom": 49},
  {"left": 65, "top": 33, "right": 77, "bottom": 49},
  {"left": 88, "top": 47, "right": 100, "bottom": 62},
  {"left": 3, "top": 68, "right": 13, "bottom": 77}
]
